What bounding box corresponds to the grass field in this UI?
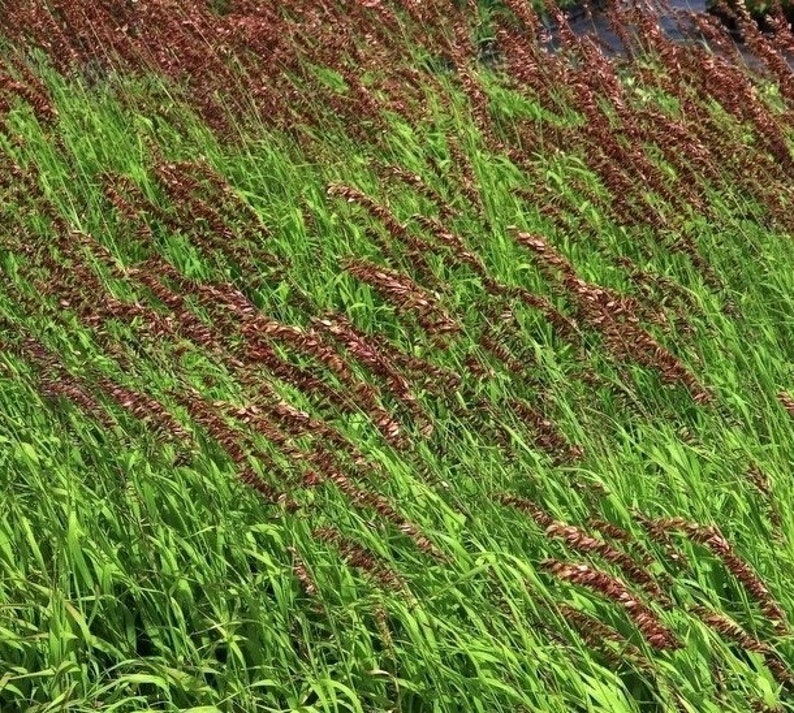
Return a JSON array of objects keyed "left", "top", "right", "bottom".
[{"left": 2, "top": 1, "right": 794, "bottom": 711}]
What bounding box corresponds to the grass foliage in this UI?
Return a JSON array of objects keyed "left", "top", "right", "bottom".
[{"left": 2, "top": 1, "right": 794, "bottom": 711}]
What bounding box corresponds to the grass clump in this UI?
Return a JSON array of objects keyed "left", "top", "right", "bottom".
[{"left": 1, "top": 1, "right": 794, "bottom": 711}]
